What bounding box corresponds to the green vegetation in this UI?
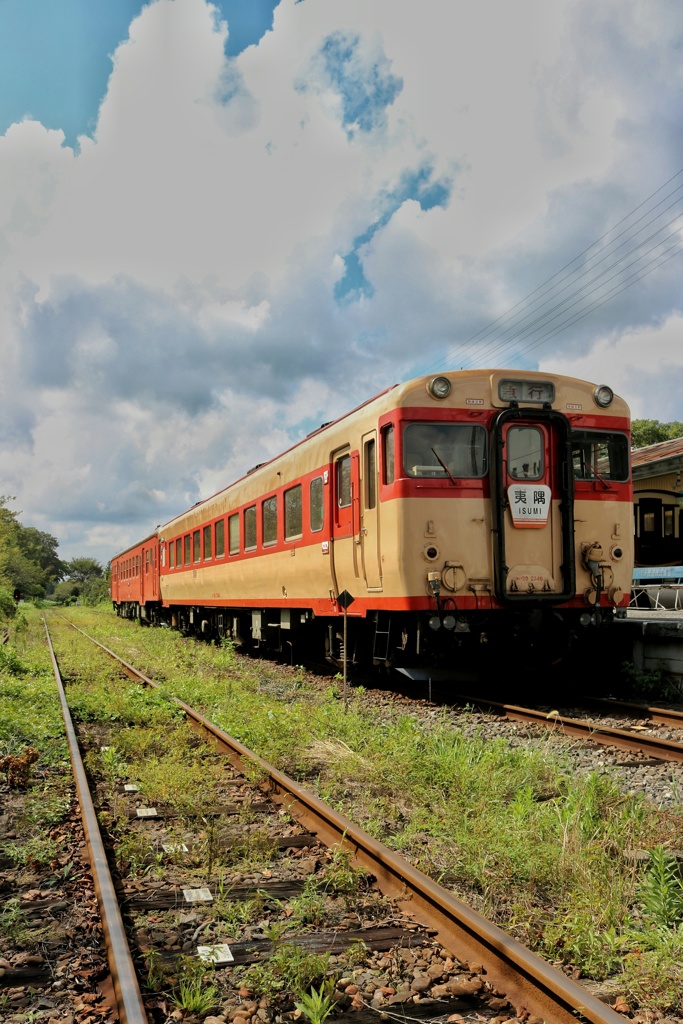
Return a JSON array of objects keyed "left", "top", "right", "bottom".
[
  {"left": 171, "top": 956, "right": 219, "bottom": 1014},
  {"left": 36, "top": 607, "right": 683, "bottom": 1013},
  {"left": 631, "top": 418, "right": 683, "bottom": 448},
  {"left": 295, "top": 981, "right": 337, "bottom": 1024},
  {"left": 0, "top": 495, "right": 109, "bottom": 610}
]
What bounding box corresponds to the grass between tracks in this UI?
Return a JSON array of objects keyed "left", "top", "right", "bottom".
[
  {"left": 0, "top": 610, "right": 72, "bottom": 875},
  {"left": 6, "top": 605, "right": 683, "bottom": 1013}
]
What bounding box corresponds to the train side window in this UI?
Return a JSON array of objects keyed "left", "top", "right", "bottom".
[
  {"left": 215, "top": 519, "right": 225, "bottom": 558},
  {"left": 507, "top": 426, "right": 543, "bottom": 480},
  {"left": 203, "top": 525, "right": 212, "bottom": 560},
  {"left": 137, "top": 555, "right": 141, "bottom": 576},
  {"left": 184, "top": 535, "right": 191, "bottom": 565},
  {"left": 176, "top": 538, "right": 182, "bottom": 566},
  {"left": 229, "top": 513, "right": 240, "bottom": 554},
  {"left": 161, "top": 545, "right": 166, "bottom": 568},
  {"left": 244, "top": 506, "right": 257, "bottom": 551},
  {"left": 310, "top": 477, "right": 324, "bottom": 532},
  {"left": 365, "top": 438, "right": 376, "bottom": 509},
  {"left": 337, "top": 455, "right": 351, "bottom": 508},
  {"left": 642, "top": 512, "right": 657, "bottom": 533},
  {"left": 571, "top": 431, "right": 630, "bottom": 482},
  {"left": 145, "top": 550, "right": 150, "bottom": 575},
  {"left": 193, "top": 530, "right": 201, "bottom": 562},
  {"left": 263, "top": 496, "right": 278, "bottom": 546},
  {"left": 169, "top": 541, "right": 174, "bottom": 569},
  {"left": 383, "top": 425, "right": 395, "bottom": 484},
  {"left": 285, "top": 485, "right": 302, "bottom": 540}
]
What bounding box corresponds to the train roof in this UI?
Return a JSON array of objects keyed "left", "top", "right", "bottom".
[{"left": 113, "top": 368, "right": 629, "bottom": 554}]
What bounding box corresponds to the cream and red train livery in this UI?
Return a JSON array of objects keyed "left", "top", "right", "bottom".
[{"left": 111, "top": 370, "right": 633, "bottom": 667}]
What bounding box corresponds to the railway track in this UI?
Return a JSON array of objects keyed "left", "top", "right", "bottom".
[
  {"left": 456, "top": 693, "right": 683, "bottom": 763},
  {"left": 43, "top": 620, "right": 148, "bottom": 1024},
  {"left": 43, "top": 614, "right": 629, "bottom": 1024}
]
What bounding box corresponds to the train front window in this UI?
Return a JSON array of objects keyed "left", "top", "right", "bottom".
[
  {"left": 383, "top": 425, "right": 395, "bottom": 484},
  {"left": 507, "top": 426, "right": 543, "bottom": 480},
  {"left": 571, "top": 431, "right": 629, "bottom": 482},
  {"left": 403, "top": 423, "right": 487, "bottom": 478}
]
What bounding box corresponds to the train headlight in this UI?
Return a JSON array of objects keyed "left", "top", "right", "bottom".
[
  {"left": 593, "top": 385, "right": 614, "bottom": 408},
  {"left": 427, "top": 376, "right": 452, "bottom": 400}
]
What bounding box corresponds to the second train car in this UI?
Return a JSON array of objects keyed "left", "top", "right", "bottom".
[{"left": 111, "top": 369, "right": 633, "bottom": 669}]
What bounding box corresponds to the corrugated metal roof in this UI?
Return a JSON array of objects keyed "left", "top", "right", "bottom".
[{"left": 631, "top": 436, "right": 683, "bottom": 467}]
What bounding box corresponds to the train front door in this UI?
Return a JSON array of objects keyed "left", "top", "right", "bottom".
[
  {"left": 492, "top": 411, "right": 574, "bottom": 602},
  {"left": 330, "top": 447, "right": 360, "bottom": 599}
]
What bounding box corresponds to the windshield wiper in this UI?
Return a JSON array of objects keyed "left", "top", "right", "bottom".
[{"left": 431, "top": 448, "right": 458, "bottom": 486}]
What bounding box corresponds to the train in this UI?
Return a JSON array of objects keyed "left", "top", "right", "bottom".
[{"left": 111, "top": 369, "right": 633, "bottom": 671}]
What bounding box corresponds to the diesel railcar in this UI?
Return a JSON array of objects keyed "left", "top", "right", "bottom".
[{"left": 111, "top": 369, "right": 633, "bottom": 669}]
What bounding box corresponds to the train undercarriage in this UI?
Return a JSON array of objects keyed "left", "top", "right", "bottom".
[{"left": 113, "top": 598, "right": 618, "bottom": 680}]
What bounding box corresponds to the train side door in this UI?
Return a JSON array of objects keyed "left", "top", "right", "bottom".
[
  {"left": 360, "top": 431, "right": 382, "bottom": 590},
  {"left": 330, "top": 447, "right": 360, "bottom": 597},
  {"left": 140, "top": 547, "right": 147, "bottom": 604},
  {"left": 492, "top": 414, "right": 574, "bottom": 601}
]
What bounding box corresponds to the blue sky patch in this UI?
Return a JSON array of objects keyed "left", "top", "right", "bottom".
[
  {"left": 0, "top": 0, "right": 278, "bottom": 148},
  {"left": 335, "top": 164, "right": 453, "bottom": 302},
  {"left": 318, "top": 31, "right": 403, "bottom": 138}
]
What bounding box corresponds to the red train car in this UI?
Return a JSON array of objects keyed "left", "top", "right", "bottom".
[{"left": 110, "top": 532, "right": 160, "bottom": 621}]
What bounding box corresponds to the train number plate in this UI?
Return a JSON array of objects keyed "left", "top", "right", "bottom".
[{"left": 507, "top": 485, "right": 551, "bottom": 528}]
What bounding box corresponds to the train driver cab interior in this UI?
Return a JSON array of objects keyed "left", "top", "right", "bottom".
[{"left": 403, "top": 423, "right": 488, "bottom": 479}]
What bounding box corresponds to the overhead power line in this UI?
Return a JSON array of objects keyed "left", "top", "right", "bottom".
[{"left": 419, "top": 167, "right": 683, "bottom": 374}]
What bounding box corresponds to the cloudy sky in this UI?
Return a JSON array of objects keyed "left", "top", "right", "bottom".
[{"left": 2, "top": 0, "right": 683, "bottom": 563}]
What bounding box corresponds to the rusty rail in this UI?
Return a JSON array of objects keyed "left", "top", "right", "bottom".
[
  {"left": 43, "top": 620, "right": 148, "bottom": 1024},
  {"left": 578, "top": 695, "right": 683, "bottom": 731},
  {"left": 459, "top": 694, "right": 683, "bottom": 762},
  {"left": 57, "top": 616, "right": 625, "bottom": 1024}
]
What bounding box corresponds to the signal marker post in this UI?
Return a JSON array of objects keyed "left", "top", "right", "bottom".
[{"left": 336, "top": 590, "right": 355, "bottom": 712}]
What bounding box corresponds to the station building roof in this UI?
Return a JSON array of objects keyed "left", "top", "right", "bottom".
[{"left": 631, "top": 436, "right": 683, "bottom": 485}]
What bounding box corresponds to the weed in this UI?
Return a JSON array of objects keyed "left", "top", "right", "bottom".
[
  {"left": 0, "top": 898, "right": 31, "bottom": 946},
  {"left": 322, "top": 844, "right": 367, "bottom": 896},
  {"left": 345, "top": 938, "right": 368, "bottom": 966},
  {"left": 0, "top": 644, "right": 28, "bottom": 675},
  {"left": 295, "top": 980, "right": 337, "bottom": 1024},
  {"left": 171, "top": 956, "right": 219, "bottom": 1014},
  {"left": 98, "top": 745, "right": 129, "bottom": 785},
  {"left": 289, "top": 877, "right": 327, "bottom": 928},
  {"left": 213, "top": 890, "right": 266, "bottom": 931},
  {"left": 144, "top": 948, "right": 167, "bottom": 991},
  {"left": 239, "top": 945, "right": 330, "bottom": 1000},
  {"left": 639, "top": 845, "right": 683, "bottom": 929},
  {"left": 4, "top": 834, "right": 59, "bottom": 867},
  {"left": 116, "top": 830, "right": 152, "bottom": 876}
]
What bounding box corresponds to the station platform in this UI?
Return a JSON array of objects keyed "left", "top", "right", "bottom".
[{"left": 615, "top": 608, "right": 683, "bottom": 685}]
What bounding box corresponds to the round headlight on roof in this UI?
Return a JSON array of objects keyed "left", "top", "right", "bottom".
[
  {"left": 427, "top": 375, "right": 452, "bottom": 400},
  {"left": 593, "top": 384, "right": 614, "bottom": 408}
]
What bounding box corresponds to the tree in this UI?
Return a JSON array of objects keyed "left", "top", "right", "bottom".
[
  {"left": 64, "top": 557, "right": 104, "bottom": 585},
  {"left": 632, "top": 419, "right": 683, "bottom": 449},
  {"left": 60, "top": 557, "right": 109, "bottom": 606},
  {"left": 15, "top": 528, "right": 65, "bottom": 585},
  {"left": 0, "top": 497, "right": 66, "bottom": 601}
]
